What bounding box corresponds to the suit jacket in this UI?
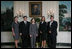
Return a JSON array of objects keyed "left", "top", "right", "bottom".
[
  {"left": 39, "top": 21, "right": 47, "bottom": 33},
  {"left": 29, "top": 23, "right": 38, "bottom": 35},
  {"left": 47, "top": 21, "right": 58, "bottom": 36},
  {"left": 19, "top": 21, "right": 30, "bottom": 37}
]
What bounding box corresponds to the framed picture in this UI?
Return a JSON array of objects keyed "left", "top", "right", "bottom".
[{"left": 29, "top": 2, "right": 42, "bottom": 17}]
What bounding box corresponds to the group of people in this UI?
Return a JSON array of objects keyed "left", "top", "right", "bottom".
[{"left": 12, "top": 16, "right": 58, "bottom": 48}]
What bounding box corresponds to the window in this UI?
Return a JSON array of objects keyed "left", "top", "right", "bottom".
[{"left": 1, "top": 1, "right": 14, "bottom": 31}]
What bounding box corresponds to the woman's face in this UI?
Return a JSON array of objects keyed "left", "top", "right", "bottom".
[
  {"left": 32, "top": 19, "right": 35, "bottom": 23},
  {"left": 15, "top": 17, "right": 18, "bottom": 21},
  {"left": 42, "top": 17, "right": 45, "bottom": 21}
]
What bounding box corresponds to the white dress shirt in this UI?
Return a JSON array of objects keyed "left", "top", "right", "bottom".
[
  {"left": 50, "top": 21, "right": 53, "bottom": 27},
  {"left": 41, "top": 21, "right": 44, "bottom": 24},
  {"left": 24, "top": 21, "right": 27, "bottom": 24}
]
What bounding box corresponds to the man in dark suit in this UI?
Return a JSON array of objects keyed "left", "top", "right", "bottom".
[
  {"left": 19, "top": 16, "right": 30, "bottom": 48},
  {"left": 47, "top": 16, "right": 58, "bottom": 48}
]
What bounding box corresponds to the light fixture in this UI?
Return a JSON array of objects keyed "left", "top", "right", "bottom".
[
  {"left": 16, "top": 9, "right": 25, "bottom": 22},
  {"left": 47, "top": 9, "right": 54, "bottom": 18},
  {"left": 16, "top": 9, "right": 25, "bottom": 17}
]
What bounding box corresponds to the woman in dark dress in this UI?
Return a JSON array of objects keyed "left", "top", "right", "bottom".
[
  {"left": 39, "top": 16, "right": 47, "bottom": 48},
  {"left": 12, "top": 16, "right": 19, "bottom": 48}
]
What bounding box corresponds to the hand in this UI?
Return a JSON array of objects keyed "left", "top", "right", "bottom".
[
  {"left": 49, "top": 31, "right": 51, "bottom": 33},
  {"left": 40, "top": 31, "right": 42, "bottom": 34},
  {"left": 20, "top": 33, "right": 22, "bottom": 36},
  {"left": 30, "top": 35, "right": 32, "bottom": 37},
  {"left": 13, "top": 32, "right": 15, "bottom": 36},
  {"left": 36, "top": 34, "right": 38, "bottom": 37}
]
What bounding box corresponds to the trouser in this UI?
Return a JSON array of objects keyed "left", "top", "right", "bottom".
[
  {"left": 31, "top": 34, "right": 36, "bottom": 48},
  {"left": 48, "top": 35, "right": 56, "bottom": 48},
  {"left": 21, "top": 35, "right": 30, "bottom": 48}
]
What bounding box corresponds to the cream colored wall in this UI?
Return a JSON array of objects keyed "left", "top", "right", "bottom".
[{"left": 14, "top": 1, "right": 59, "bottom": 22}]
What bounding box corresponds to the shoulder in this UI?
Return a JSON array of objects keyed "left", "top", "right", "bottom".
[
  {"left": 44, "top": 22, "right": 46, "bottom": 23},
  {"left": 12, "top": 22, "right": 15, "bottom": 27},
  {"left": 30, "top": 23, "right": 32, "bottom": 25},
  {"left": 20, "top": 21, "right": 24, "bottom": 24},
  {"left": 53, "top": 20, "right": 57, "bottom": 23},
  {"left": 35, "top": 23, "right": 37, "bottom": 25},
  {"left": 30, "top": 23, "right": 33, "bottom": 27},
  {"left": 48, "top": 21, "right": 50, "bottom": 23},
  {"left": 27, "top": 21, "right": 30, "bottom": 23},
  {"left": 21, "top": 21, "right": 24, "bottom": 23},
  {"left": 27, "top": 21, "right": 30, "bottom": 25},
  {"left": 43, "top": 22, "right": 46, "bottom": 24}
]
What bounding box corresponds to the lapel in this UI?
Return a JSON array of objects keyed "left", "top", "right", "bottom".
[
  {"left": 23, "top": 21, "right": 26, "bottom": 27},
  {"left": 49, "top": 21, "right": 53, "bottom": 28},
  {"left": 49, "top": 21, "right": 51, "bottom": 27},
  {"left": 51, "top": 21, "right": 54, "bottom": 27},
  {"left": 25, "top": 21, "right": 28, "bottom": 26},
  {"left": 41, "top": 21, "right": 44, "bottom": 24},
  {"left": 23, "top": 21, "right": 25, "bottom": 25}
]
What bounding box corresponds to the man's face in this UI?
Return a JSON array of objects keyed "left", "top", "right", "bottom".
[
  {"left": 24, "top": 17, "right": 27, "bottom": 21},
  {"left": 50, "top": 17, "right": 54, "bottom": 21}
]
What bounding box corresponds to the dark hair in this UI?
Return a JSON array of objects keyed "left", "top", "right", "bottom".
[
  {"left": 13, "top": 16, "right": 18, "bottom": 22},
  {"left": 41, "top": 16, "right": 45, "bottom": 22},
  {"left": 23, "top": 16, "right": 27, "bottom": 18},
  {"left": 31, "top": 18, "right": 36, "bottom": 23},
  {"left": 13, "top": 16, "right": 18, "bottom": 20},
  {"left": 50, "top": 15, "right": 54, "bottom": 19}
]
